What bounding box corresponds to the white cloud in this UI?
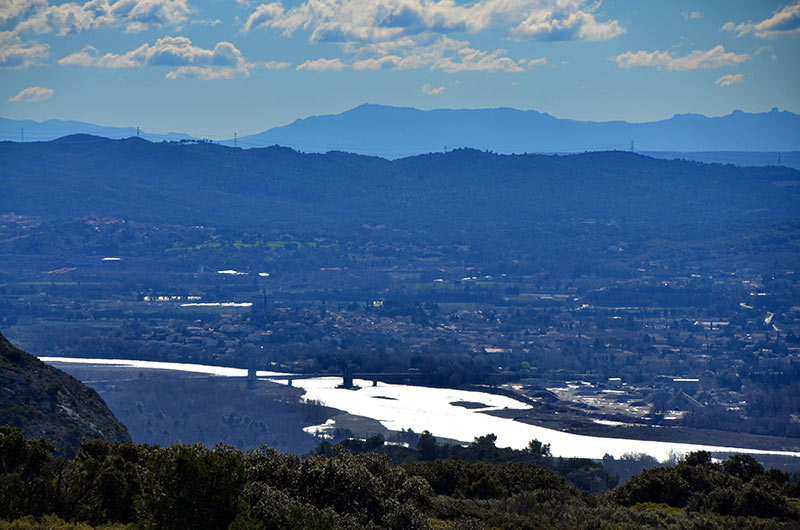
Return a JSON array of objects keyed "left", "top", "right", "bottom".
[
  {"left": 243, "top": 1, "right": 568, "bottom": 75},
  {"left": 722, "top": 2, "right": 800, "bottom": 38},
  {"left": 9, "top": 85, "right": 53, "bottom": 102},
  {"left": 243, "top": 0, "right": 624, "bottom": 43},
  {"left": 434, "top": 45, "right": 527, "bottom": 73},
  {"left": 125, "top": 21, "right": 148, "bottom": 33},
  {"left": 58, "top": 36, "right": 254, "bottom": 79},
  {"left": 512, "top": 7, "right": 624, "bottom": 41},
  {"left": 0, "top": 0, "right": 47, "bottom": 25},
  {"left": 421, "top": 82, "right": 444, "bottom": 95},
  {"left": 242, "top": 2, "right": 288, "bottom": 33},
  {"left": 715, "top": 73, "right": 744, "bottom": 87},
  {"left": 0, "top": 40, "right": 48, "bottom": 67},
  {"left": 166, "top": 65, "right": 248, "bottom": 79},
  {"left": 296, "top": 57, "right": 346, "bottom": 70},
  {"left": 349, "top": 35, "right": 541, "bottom": 73},
  {"left": 13, "top": 0, "right": 189, "bottom": 36},
  {"left": 525, "top": 57, "right": 547, "bottom": 67},
  {"left": 614, "top": 45, "right": 751, "bottom": 71},
  {"left": 352, "top": 35, "right": 543, "bottom": 73},
  {"left": 352, "top": 54, "right": 407, "bottom": 70},
  {"left": 57, "top": 44, "right": 98, "bottom": 66},
  {"left": 263, "top": 59, "right": 290, "bottom": 69},
  {"left": 190, "top": 18, "right": 222, "bottom": 27},
  {"left": 682, "top": 11, "right": 702, "bottom": 20}
]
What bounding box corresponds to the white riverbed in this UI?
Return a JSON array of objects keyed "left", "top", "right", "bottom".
[{"left": 40, "top": 357, "right": 800, "bottom": 461}]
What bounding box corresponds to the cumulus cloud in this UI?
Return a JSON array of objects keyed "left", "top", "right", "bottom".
[
  {"left": 0, "top": 39, "right": 48, "bottom": 67},
  {"left": 243, "top": 1, "right": 569, "bottom": 74},
  {"left": 715, "top": 73, "right": 745, "bottom": 87},
  {"left": 296, "top": 57, "right": 346, "bottom": 70},
  {"left": 9, "top": 85, "right": 53, "bottom": 102},
  {"left": 614, "top": 45, "right": 751, "bottom": 71},
  {"left": 352, "top": 54, "right": 413, "bottom": 70},
  {"left": 682, "top": 11, "right": 702, "bottom": 20},
  {"left": 351, "top": 35, "right": 539, "bottom": 73},
  {"left": 243, "top": 2, "right": 288, "bottom": 33},
  {"left": 57, "top": 44, "right": 99, "bottom": 66},
  {"left": 421, "top": 82, "right": 444, "bottom": 95},
  {"left": 13, "top": 0, "right": 189, "bottom": 36},
  {"left": 243, "top": 0, "right": 623, "bottom": 43},
  {"left": 722, "top": 2, "right": 800, "bottom": 38},
  {"left": 0, "top": 0, "right": 47, "bottom": 25},
  {"left": 58, "top": 36, "right": 254, "bottom": 78},
  {"left": 511, "top": 7, "right": 624, "bottom": 41},
  {"left": 434, "top": 45, "right": 526, "bottom": 72}
]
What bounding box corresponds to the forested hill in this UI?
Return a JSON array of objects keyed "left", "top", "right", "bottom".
[
  {"left": 1, "top": 135, "right": 798, "bottom": 228},
  {"left": 0, "top": 332, "right": 130, "bottom": 455}
]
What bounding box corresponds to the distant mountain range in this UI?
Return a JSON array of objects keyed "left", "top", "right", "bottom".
[
  {"left": 2, "top": 105, "right": 799, "bottom": 167},
  {"left": 0, "top": 117, "right": 193, "bottom": 143},
  {"left": 1, "top": 135, "right": 797, "bottom": 229},
  {"left": 233, "top": 105, "right": 800, "bottom": 157}
]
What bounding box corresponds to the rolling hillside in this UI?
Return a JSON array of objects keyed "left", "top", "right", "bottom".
[{"left": 1, "top": 135, "right": 798, "bottom": 229}]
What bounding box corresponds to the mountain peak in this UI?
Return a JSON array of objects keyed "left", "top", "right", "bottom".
[{"left": 238, "top": 105, "right": 800, "bottom": 156}]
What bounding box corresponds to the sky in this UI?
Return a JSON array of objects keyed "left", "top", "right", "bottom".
[{"left": 1, "top": 0, "right": 799, "bottom": 138}]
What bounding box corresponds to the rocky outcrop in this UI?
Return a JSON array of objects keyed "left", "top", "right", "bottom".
[{"left": 0, "top": 332, "right": 130, "bottom": 455}]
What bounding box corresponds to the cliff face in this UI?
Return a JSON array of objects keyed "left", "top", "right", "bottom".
[{"left": 0, "top": 332, "right": 130, "bottom": 455}]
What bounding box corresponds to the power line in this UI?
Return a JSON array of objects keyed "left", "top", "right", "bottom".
[{"left": 2, "top": 131, "right": 795, "bottom": 162}]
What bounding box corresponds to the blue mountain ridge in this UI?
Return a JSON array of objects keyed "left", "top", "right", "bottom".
[
  {"left": 233, "top": 104, "right": 800, "bottom": 157},
  {"left": 2, "top": 105, "right": 798, "bottom": 166},
  {"left": 0, "top": 117, "right": 193, "bottom": 143}
]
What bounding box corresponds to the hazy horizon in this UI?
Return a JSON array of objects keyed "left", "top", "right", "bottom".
[
  {"left": 3, "top": 103, "right": 799, "bottom": 141},
  {"left": 2, "top": 1, "right": 799, "bottom": 138}
]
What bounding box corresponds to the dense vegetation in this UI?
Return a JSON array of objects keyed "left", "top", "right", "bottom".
[
  {"left": 1, "top": 136, "right": 797, "bottom": 228},
  {"left": 1, "top": 427, "right": 798, "bottom": 529},
  {"left": 0, "top": 333, "right": 129, "bottom": 456}
]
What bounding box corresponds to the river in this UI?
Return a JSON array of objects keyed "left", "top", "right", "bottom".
[{"left": 41, "top": 356, "right": 800, "bottom": 461}]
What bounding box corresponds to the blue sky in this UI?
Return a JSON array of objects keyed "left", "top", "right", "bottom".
[{"left": 1, "top": 0, "right": 799, "bottom": 138}]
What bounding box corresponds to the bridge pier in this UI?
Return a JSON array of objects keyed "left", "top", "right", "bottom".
[{"left": 336, "top": 364, "right": 357, "bottom": 389}]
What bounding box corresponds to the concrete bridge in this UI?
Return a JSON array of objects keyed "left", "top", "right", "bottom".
[{"left": 247, "top": 365, "right": 423, "bottom": 389}]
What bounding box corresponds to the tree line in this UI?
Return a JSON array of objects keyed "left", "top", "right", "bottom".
[{"left": 1, "top": 426, "right": 798, "bottom": 529}]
